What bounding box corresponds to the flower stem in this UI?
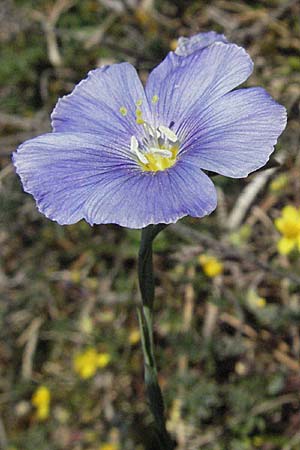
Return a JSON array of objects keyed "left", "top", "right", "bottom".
[{"left": 137, "top": 224, "right": 176, "bottom": 450}]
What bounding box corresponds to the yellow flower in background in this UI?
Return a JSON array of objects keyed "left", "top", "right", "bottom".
[
  {"left": 73, "top": 348, "right": 111, "bottom": 379},
  {"left": 247, "top": 289, "right": 266, "bottom": 309},
  {"left": 275, "top": 205, "right": 300, "bottom": 255},
  {"left": 169, "top": 398, "right": 181, "bottom": 423},
  {"left": 97, "top": 353, "right": 111, "bottom": 368},
  {"left": 31, "top": 385, "right": 51, "bottom": 420},
  {"left": 235, "top": 361, "right": 247, "bottom": 376},
  {"left": 134, "top": 7, "right": 157, "bottom": 34},
  {"left": 253, "top": 436, "right": 264, "bottom": 447},
  {"left": 169, "top": 39, "right": 178, "bottom": 51},
  {"left": 198, "top": 255, "right": 223, "bottom": 278},
  {"left": 99, "top": 444, "right": 119, "bottom": 450},
  {"left": 129, "top": 328, "right": 140, "bottom": 345},
  {"left": 254, "top": 297, "right": 266, "bottom": 308}
]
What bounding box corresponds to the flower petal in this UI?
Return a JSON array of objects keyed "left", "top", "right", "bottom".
[
  {"left": 175, "top": 31, "right": 228, "bottom": 56},
  {"left": 180, "top": 87, "right": 287, "bottom": 177},
  {"left": 51, "top": 63, "right": 149, "bottom": 139},
  {"left": 13, "top": 132, "right": 137, "bottom": 225},
  {"left": 297, "top": 235, "right": 300, "bottom": 252},
  {"left": 274, "top": 217, "right": 286, "bottom": 234},
  {"left": 146, "top": 42, "right": 253, "bottom": 129},
  {"left": 13, "top": 132, "right": 217, "bottom": 228},
  {"left": 278, "top": 237, "right": 296, "bottom": 255},
  {"left": 83, "top": 158, "right": 217, "bottom": 228},
  {"left": 281, "top": 205, "right": 299, "bottom": 221}
]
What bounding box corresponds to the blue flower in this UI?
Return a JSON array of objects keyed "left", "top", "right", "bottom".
[{"left": 13, "top": 33, "right": 287, "bottom": 229}]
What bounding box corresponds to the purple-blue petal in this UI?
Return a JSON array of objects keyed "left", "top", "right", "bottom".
[
  {"left": 175, "top": 31, "right": 228, "bottom": 56},
  {"left": 146, "top": 42, "right": 253, "bottom": 131},
  {"left": 180, "top": 87, "right": 287, "bottom": 177},
  {"left": 13, "top": 132, "right": 217, "bottom": 228},
  {"left": 51, "top": 63, "right": 149, "bottom": 140}
]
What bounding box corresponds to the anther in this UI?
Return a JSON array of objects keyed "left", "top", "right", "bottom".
[
  {"left": 130, "top": 136, "right": 148, "bottom": 164},
  {"left": 135, "top": 108, "right": 145, "bottom": 125},
  {"left": 158, "top": 126, "right": 178, "bottom": 143},
  {"left": 119, "top": 106, "right": 128, "bottom": 116},
  {"left": 149, "top": 147, "right": 173, "bottom": 157},
  {"left": 147, "top": 126, "right": 160, "bottom": 139}
]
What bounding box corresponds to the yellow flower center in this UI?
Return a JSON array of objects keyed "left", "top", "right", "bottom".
[
  {"left": 120, "top": 96, "right": 180, "bottom": 173},
  {"left": 141, "top": 144, "right": 179, "bottom": 172}
]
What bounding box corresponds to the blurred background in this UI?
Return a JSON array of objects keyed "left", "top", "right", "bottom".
[{"left": 1, "top": 0, "right": 300, "bottom": 449}]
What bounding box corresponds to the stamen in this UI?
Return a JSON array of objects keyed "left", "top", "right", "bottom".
[
  {"left": 119, "top": 106, "right": 128, "bottom": 116},
  {"left": 149, "top": 147, "right": 173, "bottom": 157},
  {"left": 130, "top": 136, "right": 148, "bottom": 164},
  {"left": 158, "top": 126, "right": 178, "bottom": 143},
  {"left": 135, "top": 108, "right": 145, "bottom": 125},
  {"left": 136, "top": 99, "right": 143, "bottom": 107},
  {"left": 151, "top": 95, "right": 159, "bottom": 132},
  {"left": 131, "top": 136, "right": 138, "bottom": 152},
  {"left": 147, "top": 125, "right": 160, "bottom": 139},
  {"left": 142, "top": 122, "right": 159, "bottom": 147}
]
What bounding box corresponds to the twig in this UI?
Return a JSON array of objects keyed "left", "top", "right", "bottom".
[
  {"left": 175, "top": 265, "right": 195, "bottom": 448},
  {"left": 0, "top": 128, "right": 50, "bottom": 154},
  {"left": 0, "top": 164, "right": 13, "bottom": 183},
  {"left": 216, "top": 186, "right": 228, "bottom": 229},
  {"left": 226, "top": 168, "right": 277, "bottom": 231},
  {"left": 84, "top": 13, "right": 117, "bottom": 50},
  {"left": 234, "top": 0, "right": 300, "bottom": 40},
  {"left": 170, "top": 223, "right": 300, "bottom": 286},
  {"left": 273, "top": 349, "right": 300, "bottom": 372},
  {"left": 0, "top": 112, "right": 44, "bottom": 131},
  {"left": 251, "top": 393, "right": 299, "bottom": 416},
  {"left": 0, "top": 416, "right": 8, "bottom": 450},
  {"left": 206, "top": 5, "right": 238, "bottom": 32},
  {"left": 18, "top": 317, "right": 44, "bottom": 380},
  {"left": 220, "top": 312, "right": 300, "bottom": 373},
  {"left": 203, "top": 301, "right": 219, "bottom": 340},
  {"left": 283, "top": 431, "right": 300, "bottom": 450},
  {"left": 220, "top": 312, "right": 258, "bottom": 339},
  {"left": 32, "top": 0, "right": 75, "bottom": 67},
  {"left": 191, "top": 427, "right": 223, "bottom": 448}
]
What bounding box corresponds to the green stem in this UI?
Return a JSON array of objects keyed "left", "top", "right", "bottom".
[{"left": 137, "top": 225, "right": 175, "bottom": 450}]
